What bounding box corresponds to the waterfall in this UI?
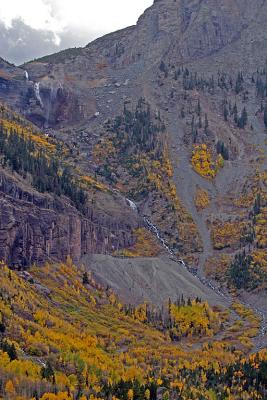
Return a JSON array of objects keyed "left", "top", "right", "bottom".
[
  {"left": 143, "top": 218, "right": 266, "bottom": 347},
  {"left": 45, "top": 85, "right": 58, "bottom": 128},
  {"left": 126, "top": 198, "right": 138, "bottom": 211},
  {"left": 143, "top": 217, "right": 175, "bottom": 256},
  {"left": 34, "top": 82, "right": 43, "bottom": 108},
  {"left": 24, "top": 70, "right": 29, "bottom": 81}
]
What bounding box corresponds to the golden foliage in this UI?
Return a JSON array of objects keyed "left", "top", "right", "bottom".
[
  {"left": 80, "top": 175, "right": 108, "bottom": 192},
  {"left": 251, "top": 249, "right": 267, "bottom": 275},
  {"left": 0, "top": 105, "right": 106, "bottom": 194},
  {"left": 0, "top": 118, "right": 56, "bottom": 153},
  {"left": 194, "top": 187, "right": 210, "bottom": 211},
  {"left": 204, "top": 255, "right": 232, "bottom": 281},
  {"left": 0, "top": 260, "right": 261, "bottom": 400},
  {"left": 254, "top": 206, "right": 267, "bottom": 248},
  {"left": 116, "top": 228, "right": 161, "bottom": 257},
  {"left": 92, "top": 107, "right": 202, "bottom": 254},
  {"left": 191, "top": 144, "right": 224, "bottom": 179},
  {"left": 231, "top": 303, "right": 261, "bottom": 350},
  {"left": 211, "top": 220, "right": 245, "bottom": 250},
  {"left": 170, "top": 301, "right": 220, "bottom": 339}
]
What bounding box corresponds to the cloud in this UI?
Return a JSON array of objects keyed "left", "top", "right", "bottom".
[
  {"left": 43, "top": 0, "right": 153, "bottom": 33},
  {"left": 0, "top": 0, "right": 153, "bottom": 65},
  {"left": 0, "top": 18, "right": 95, "bottom": 65}
]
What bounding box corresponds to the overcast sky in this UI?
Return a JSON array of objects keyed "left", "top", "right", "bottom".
[{"left": 0, "top": 0, "right": 153, "bottom": 65}]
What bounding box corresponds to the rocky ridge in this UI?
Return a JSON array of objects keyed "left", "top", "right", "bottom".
[
  {"left": 0, "top": 0, "right": 267, "bottom": 308},
  {"left": 0, "top": 169, "right": 140, "bottom": 268}
]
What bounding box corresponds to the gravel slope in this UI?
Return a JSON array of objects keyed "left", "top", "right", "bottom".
[{"left": 82, "top": 254, "right": 229, "bottom": 307}]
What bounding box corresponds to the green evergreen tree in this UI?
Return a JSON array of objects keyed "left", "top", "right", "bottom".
[
  {"left": 32, "top": 390, "right": 39, "bottom": 400},
  {"left": 264, "top": 104, "right": 267, "bottom": 128},
  {"left": 233, "top": 103, "right": 238, "bottom": 124},
  {"left": 41, "top": 361, "right": 55, "bottom": 383},
  {"left": 238, "top": 107, "right": 248, "bottom": 128},
  {"left": 0, "top": 322, "right": 5, "bottom": 335},
  {"left": 0, "top": 340, "right": 18, "bottom": 360},
  {"left": 196, "top": 99, "right": 201, "bottom": 116},
  {"left": 82, "top": 272, "right": 90, "bottom": 285},
  {"left": 229, "top": 252, "right": 253, "bottom": 289},
  {"left": 204, "top": 114, "right": 209, "bottom": 134},
  {"left": 223, "top": 104, "right": 229, "bottom": 121}
]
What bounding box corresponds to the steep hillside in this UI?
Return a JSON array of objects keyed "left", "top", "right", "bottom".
[
  {"left": 0, "top": 260, "right": 266, "bottom": 400},
  {"left": 0, "top": 0, "right": 266, "bottom": 287},
  {"left": 82, "top": 254, "right": 228, "bottom": 306},
  {"left": 0, "top": 106, "right": 142, "bottom": 267},
  {"left": 0, "top": 1, "right": 267, "bottom": 398},
  {"left": 0, "top": 0, "right": 266, "bottom": 312}
]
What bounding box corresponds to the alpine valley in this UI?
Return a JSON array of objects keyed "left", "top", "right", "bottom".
[{"left": 0, "top": 1, "right": 267, "bottom": 399}]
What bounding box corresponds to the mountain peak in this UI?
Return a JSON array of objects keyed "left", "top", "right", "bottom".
[
  {"left": 142, "top": 0, "right": 267, "bottom": 65},
  {"left": 0, "top": 2, "right": 267, "bottom": 395}
]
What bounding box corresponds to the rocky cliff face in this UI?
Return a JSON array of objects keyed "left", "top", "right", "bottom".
[
  {"left": 161, "top": 0, "right": 262, "bottom": 56},
  {"left": 0, "top": 0, "right": 267, "bottom": 274},
  {"left": 1, "top": 0, "right": 267, "bottom": 130},
  {"left": 0, "top": 172, "right": 139, "bottom": 268}
]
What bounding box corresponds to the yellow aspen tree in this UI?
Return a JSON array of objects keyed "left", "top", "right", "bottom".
[
  {"left": 127, "top": 389, "right": 134, "bottom": 400},
  {"left": 5, "top": 380, "right": 16, "bottom": 398}
]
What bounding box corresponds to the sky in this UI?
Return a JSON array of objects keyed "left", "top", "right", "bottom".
[{"left": 0, "top": 0, "right": 153, "bottom": 65}]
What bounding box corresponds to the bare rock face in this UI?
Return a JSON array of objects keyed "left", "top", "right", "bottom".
[
  {"left": 1, "top": 0, "right": 267, "bottom": 130},
  {"left": 133, "top": 0, "right": 267, "bottom": 63},
  {"left": 35, "top": 0, "right": 267, "bottom": 123},
  {"left": 0, "top": 172, "right": 139, "bottom": 268},
  {"left": 0, "top": 0, "right": 267, "bottom": 271}
]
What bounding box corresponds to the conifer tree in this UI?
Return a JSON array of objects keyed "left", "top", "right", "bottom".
[
  {"left": 204, "top": 114, "right": 209, "bottom": 134},
  {"left": 264, "top": 104, "right": 267, "bottom": 128},
  {"left": 82, "top": 272, "right": 89, "bottom": 285},
  {"left": 238, "top": 107, "right": 248, "bottom": 128}
]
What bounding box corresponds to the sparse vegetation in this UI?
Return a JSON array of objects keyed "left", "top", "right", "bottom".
[
  {"left": 93, "top": 99, "right": 201, "bottom": 255},
  {"left": 211, "top": 220, "right": 246, "bottom": 250},
  {"left": 115, "top": 228, "right": 161, "bottom": 257},
  {"left": 0, "top": 120, "right": 87, "bottom": 212},
  {"left": 194, "top": 187, "right": 210, "bottom": 211},
  {"left": 0, "top": 107, "right": 107, "bottom": 214}
]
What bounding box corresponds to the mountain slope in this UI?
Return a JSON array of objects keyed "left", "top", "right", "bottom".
[
  {"left": 0, "top": 1, "right": 267, "bottom": 398},
  {"left": 0, "top": 106, "right": 141, "bottom": 267},
  {"left": 0, "top": 260, "right": 266, "bottom": 399},
  {"left": 0, "top": 0, "right": 267, "bottom": 335}
]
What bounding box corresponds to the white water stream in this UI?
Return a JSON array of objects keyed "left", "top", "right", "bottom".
[
  {"left": 34, "top": 82, "right": 43, "bottom": 108},
  {"left": 126, "top": 198, "right": 138, "bottom": 211},
  {"left": 142, "top": 215, "right": 266, "bottom": 349}
]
